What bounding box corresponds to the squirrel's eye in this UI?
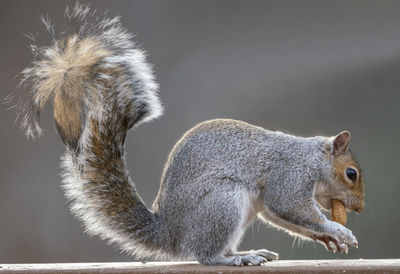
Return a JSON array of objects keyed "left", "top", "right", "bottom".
[{"left": 346, "top": 168, "right": 357, "bottom": 182}]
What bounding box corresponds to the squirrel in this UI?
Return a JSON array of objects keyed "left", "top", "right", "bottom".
[{"left": 16, "top": 3, "right": 365, "bottom": 266}]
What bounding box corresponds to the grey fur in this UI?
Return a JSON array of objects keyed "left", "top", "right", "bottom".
[
  {"left": 154, "top": 119, "right": 360, "bottom": 263},
  {"left": 18, "top": 4, "right": 364, "bottom": 266}
]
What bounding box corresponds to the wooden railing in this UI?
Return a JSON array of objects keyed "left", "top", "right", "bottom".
[{"left": 1, "top": 259, "right": 399, "bottom": 273}]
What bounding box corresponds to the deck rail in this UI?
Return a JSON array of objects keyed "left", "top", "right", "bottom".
[{"left": 1, "top": 259, "right": 399, "bottom": 273}]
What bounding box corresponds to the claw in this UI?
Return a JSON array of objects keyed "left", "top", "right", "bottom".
[
  {"left": 338, "top": 243, "right": 348, "bottom": 254},
  {"left": 348, "top": 239, "right": 358, "bottom": 248},
  {"left": 328, "top": 242, "right": 336, "bottom": 253}
]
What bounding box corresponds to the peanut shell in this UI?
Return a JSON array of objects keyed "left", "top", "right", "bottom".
[{"left": 331, "top": 199, "right": 347, "bottom": 225}]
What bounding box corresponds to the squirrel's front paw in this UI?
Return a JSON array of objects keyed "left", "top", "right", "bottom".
[{"left": 312, "top": 221, "right": 358, "bottom": 253}]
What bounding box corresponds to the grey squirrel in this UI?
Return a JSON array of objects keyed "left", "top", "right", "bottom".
[{"left": 17, "top": 4, "right": 365, "bottom": 266}]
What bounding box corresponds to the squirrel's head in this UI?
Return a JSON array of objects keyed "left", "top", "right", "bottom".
[{"left": 315, "top": 131, "right": 365, "bottom": 214}]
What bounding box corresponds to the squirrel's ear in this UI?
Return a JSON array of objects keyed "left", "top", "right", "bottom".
[{"left": 332, "top": 131, "right": 351, "bottom": 154}]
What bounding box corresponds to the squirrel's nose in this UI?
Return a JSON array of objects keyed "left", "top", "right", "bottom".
[{"left": 355, "top": 204, "right": 364, "bottom": 213}]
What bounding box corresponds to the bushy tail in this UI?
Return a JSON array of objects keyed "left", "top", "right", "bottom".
[{"left": 18, "top": 3, "right": 167, "bottom": 259}]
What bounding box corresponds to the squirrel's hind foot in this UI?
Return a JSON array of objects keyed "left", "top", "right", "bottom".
[
  {"left": 227, "top": 249, "right": 279, "bottom": 261},
  {"left": 199, "top": 250, "right": 279, "bottom": 266},
  {"left": 246, "top": 249, "right": 279, "bottom": 261},
  {"left": 241, "top": 254, "right": 267, "bottom": 266},
  {"left": 199, "top": 255, "right": 261, "bottom": 266}
]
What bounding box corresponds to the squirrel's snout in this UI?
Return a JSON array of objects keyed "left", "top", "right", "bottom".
[
  {"left": 355, "top": 204, "right": 364, "bottom": 214},
  {"left": 351, "top": 200, "right": 364, "bottom": 214}
]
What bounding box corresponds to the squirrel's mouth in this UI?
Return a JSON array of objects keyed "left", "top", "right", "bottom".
[
  {"left": 333, "top": 198, "right": 364, "bottom": 214},
  {"left": 317, "top": 196, "right": 364, "bottom": 214},
  {"left": 314, "top": 183, "right": 364, "bottom": 213}
]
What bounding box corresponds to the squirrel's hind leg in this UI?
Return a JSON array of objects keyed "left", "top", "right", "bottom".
[
  {"left": 189, "top": 184, "right": 256, "bottom": 266},
  {"left": 190, "top": 185, "right": 273, "bottom": 266}
]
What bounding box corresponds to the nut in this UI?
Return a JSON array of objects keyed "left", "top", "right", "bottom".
[{"left": 331, "top": 199, "right": 347, "bottom": 225}]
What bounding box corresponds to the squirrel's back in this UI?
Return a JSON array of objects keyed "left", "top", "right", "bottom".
[{"left": 154, "top": 118, "right": 327, "bottom": 218}]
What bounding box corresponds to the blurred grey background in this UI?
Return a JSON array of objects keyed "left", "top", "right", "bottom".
[{"left": 1, "top": 0, "right": 399, "bottom": 263}]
